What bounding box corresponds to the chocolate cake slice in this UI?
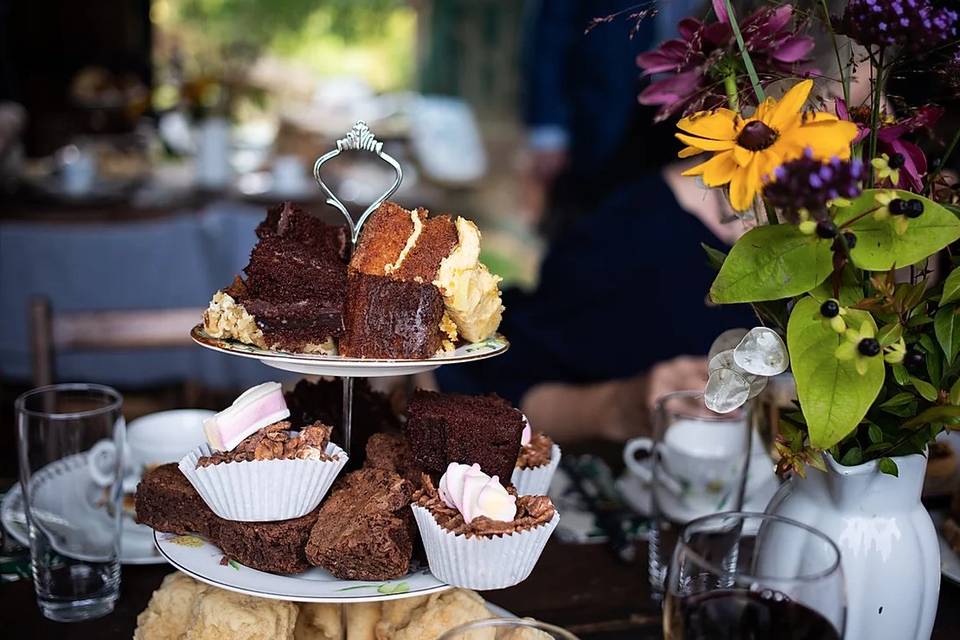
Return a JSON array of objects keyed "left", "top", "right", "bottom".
[
  {"left": 340, "top": 270, "right": 447, "bottom": 359},
  {"left": 404, "top": 390, "right": 525, "bottom": 484},
  {"left": 305, "top": 468, "right": 414, "bottom": 580},
  {"left": 203, "top": 202, "right": 347, "bottom": 353},
  {"left": 135, "top": 464, "right": 316, "bottom": 574}
]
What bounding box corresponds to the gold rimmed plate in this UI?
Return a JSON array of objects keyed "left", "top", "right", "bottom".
[{"left": 190, "top": 325, "right": 509, "bottom": 378}]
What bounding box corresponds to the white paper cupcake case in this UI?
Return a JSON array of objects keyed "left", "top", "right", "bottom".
[
  {"left": 511, "top": 444, "right": 561, "bottom": 496},
  {"left": 412, "top": 504, "right": 560, "bottom": 590},
  {"left": 178, "top": 442, "right": 348, "bottom": 522}
]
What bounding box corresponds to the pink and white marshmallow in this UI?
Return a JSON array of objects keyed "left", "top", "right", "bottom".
[
  {"left": 438, "top": 462, "right": 517, "bottom": 523},
  {"left": 203, "top": 382, "right": 289, "bottom": 452}
]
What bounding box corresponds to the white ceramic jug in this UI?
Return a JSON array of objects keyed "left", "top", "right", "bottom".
[{"left": 764, "top": 452, "right": 940, "bottom": 640}]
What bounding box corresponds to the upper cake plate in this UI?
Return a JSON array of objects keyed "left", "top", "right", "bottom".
[
  {"left": 155, "top": 530, "right": 450, "bottom": 603},
  {"left": 191, "top": 325, "right": 509, "bottom": 377}
]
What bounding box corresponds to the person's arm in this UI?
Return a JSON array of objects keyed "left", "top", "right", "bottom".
[{"left": 520, "top": 355, "right": 708, "bottom": 443}]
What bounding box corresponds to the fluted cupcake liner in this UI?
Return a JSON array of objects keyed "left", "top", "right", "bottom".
[
  {"left": 511, "top": 444, "right": 561, "bottom": 496},
  {"left": 178, "top": 443, "right": 347, "bottom": 522},
  {"left": 411, "top": 504, "right": 559, "bottom": 590}
]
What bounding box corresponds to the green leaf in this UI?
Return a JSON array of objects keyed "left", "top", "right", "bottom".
[
  {"left": 377, "top": 581, "right": 409, "bottom": 595},
  {"left": 892, "top": 363, "right": 911, "bottom": 385},
  {"left": 902, "top": 405, "right": 960, "bottom": 429},
  {"left": 935, "top": 305, "right": 960, "bottom": 364},
  {"left": 950, "top": 378, "right": 960, "bottom": 406},
  {"left": 710, "top": 225, "right": 833, "bottom": 303},
  {"left": 942, "top": 267, "right": 960, "bottom": 306},
  {"left": 701, "top": 243, "right": 727, "bottom": 271},
  {"left": 833, "top": 190, "right": 960, "bottom": 271},
  {"left": 911, "top": 377, "right": 938, "bottom": 401},
  {"left": 810, "top": 267, "right": 863, "bottom": 306},
  {"left": 840, "top": 446, "right": 863, "bottom": 466},
  {"left": 878, "top": 392, "right": 915, "bottom": 409},
  {"left": 878, "top": 457, "right": 899, "bottom": 477},
  {"left": 787, "top": 296, "right": 885, "bottom": 449},
  {"left": 868, "top": 423, "right": 883, "bottom": 443},
  {"left": 877, "top": 323, "right": 903, "bottom": 347}
]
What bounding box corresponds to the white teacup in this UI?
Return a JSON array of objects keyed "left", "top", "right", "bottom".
[{"left": 623, "top": 418, "right": 750, "bottom": 516}]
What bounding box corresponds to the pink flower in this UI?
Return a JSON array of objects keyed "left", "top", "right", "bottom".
[
  {"left": 835, "top": 99, "right": 943, "bottom": 191},
  {"left": 637, "top": 1, "right": 815, "bottom": 122}
]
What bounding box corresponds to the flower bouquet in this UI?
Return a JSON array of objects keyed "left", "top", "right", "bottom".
[{"left": 638, "top": 2, "right": 959, "bottom": 637}]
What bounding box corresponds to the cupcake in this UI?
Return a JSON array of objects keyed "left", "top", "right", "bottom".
[
  {"left": 179, "top": 383, "right": 347, "bottom": 522},
  {"left": 510, "top": 420, "right": 561, "bottom": 496},
  {"left": 412, "top": 462, "right": 559, "bottom": 590}
]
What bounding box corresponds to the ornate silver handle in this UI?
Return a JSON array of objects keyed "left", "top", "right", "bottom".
[{"left": 313, "top": 121, "right": 403, "bottom": 247}]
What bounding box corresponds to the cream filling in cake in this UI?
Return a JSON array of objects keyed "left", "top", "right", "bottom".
[
  {"left": 204, "top": 291, "right": 267, "bottom": 348},
  {"left": 383, "top": 209, "right": 423, "bottom": 275},
  {"left": 433, "top": 217, "right": 504, "bottom": 343}
]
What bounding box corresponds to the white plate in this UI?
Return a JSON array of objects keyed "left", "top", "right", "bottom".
[
  {"left": 1, "top": 460, "right": 163, "bottom": 565},
  {"left": 155, "top": 530, "right": 450, "bottom": 603},
  {"left": 191, "top": 325, "right": 509, "bottom": 377},
  {"left": 934, "top": 512, "right": 960, "bottom": 585}
]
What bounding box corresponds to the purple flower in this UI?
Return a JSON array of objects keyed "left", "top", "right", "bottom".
[
  {"left": 835, "top": 99, "right": 944, "bottom": 192},
  {"left": 841, "top": 0, "right": 958, "bottom": 52},
  {"left": 637, "top": 2, "right": 815, "bottom": 122},
  {"left": 763, "top": 153, "right": 864, "bottom": 222}
]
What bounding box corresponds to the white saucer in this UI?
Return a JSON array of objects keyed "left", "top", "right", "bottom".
[
  {"left": 1, "top": 457, "right": 163, "bottom": 565},
  {"left": 155, "top": 530, "right": 449, "bottom": 603},
  {"left": 191, "top": 325, "right": 509, "bottom": 377}
]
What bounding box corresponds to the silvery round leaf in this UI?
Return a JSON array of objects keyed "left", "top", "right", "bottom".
[
  {"left": 734, "top": 327, "right": 789, "bottom": 376},
  {"left": 704, "top": 368, "right": 750, "bottom": 414},
  {"left": 708, "top": 328, "right": 750, "bottom": 362}
]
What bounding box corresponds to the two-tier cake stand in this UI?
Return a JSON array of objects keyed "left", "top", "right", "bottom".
[{"left": 161, "top": 122, "right": 509, "bottom": 603}]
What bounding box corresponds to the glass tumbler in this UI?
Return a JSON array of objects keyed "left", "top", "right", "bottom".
[
  {"left": 16, "top": 384, "right": 125, "bottom": 622},
  {"left": 437, "top": 618, "right": 580, "bottom": 640},
  {"left": 664, "top": 512, "right": 845, "bottom": 640}
]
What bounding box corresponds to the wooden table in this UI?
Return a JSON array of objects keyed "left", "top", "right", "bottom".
[{"left": 4, "top": 540, "right": 960, "bottom": 639}]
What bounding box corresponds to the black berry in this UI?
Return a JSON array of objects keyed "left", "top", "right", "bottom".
[
  {"left": 888, "top": 153, "right": 906, "bottom": 169},
  {"left": 889, "top": 199, "right": 910, "bottom": 215},
  {"left": 820, "top": 299, "right": 840, "bottom": 318},
  {"left": 904, "top": 349, "right": 925, "bottom": 373},
  {"left": 905, "top": 199, "right": 924, "bottom": 218},
  {"left": 857, "top": 338, "right": 881, "bottom": 357},
  {"left": 816, "top": 221, "right": 838, "bottom": 239},
  {"left": 843, "top": 231, "right": 858, "bottom": 249}
]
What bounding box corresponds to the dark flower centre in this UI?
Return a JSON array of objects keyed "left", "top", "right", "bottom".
[
  {"left": 888, "top": 153, "right": 906, "bottom": 169},
  {"left": 737, "top": 121, "right": 779, "bottom": 151}
]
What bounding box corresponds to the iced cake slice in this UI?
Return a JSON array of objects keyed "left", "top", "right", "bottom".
[{"left": 203, "top": 202, "right": 347, "bottom": 353}]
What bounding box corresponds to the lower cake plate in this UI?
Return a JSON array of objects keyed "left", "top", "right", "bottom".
[
  {"left": 191, "top": 325, "right": 509, "bottom": 377},
  {"left": 155, "top": 530, "right": 450, "bottom": 603}
]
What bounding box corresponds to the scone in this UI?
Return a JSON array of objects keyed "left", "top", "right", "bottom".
[
  {"left": 295, "top": 603, "right": 343, "bottom": 640},
  {"left": 134, "top": 572, "right": 209, "bottom": 640},
  {"left": 182, "top": 587, "right": 299, "bottom": 640},
  {"left": 378, "top": 589, "right": 493, "bottom": 640}
]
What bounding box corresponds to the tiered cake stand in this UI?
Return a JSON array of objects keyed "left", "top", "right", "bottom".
[{"left": 161, "top": 122, "right": 510, "bottom": 603}]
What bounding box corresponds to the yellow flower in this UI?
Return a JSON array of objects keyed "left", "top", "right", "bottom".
[
  {"left": 871, "top": 153, "right": 901, "bottom": 186},
  {"left": 676, "top": 80, "right": 859, "bottom": 211},
  {"left": 873, "top": 190, "right": 909, "bottom": 235},
  {"left": 835, "top": 321, "right": 880, "bottom": 376}
]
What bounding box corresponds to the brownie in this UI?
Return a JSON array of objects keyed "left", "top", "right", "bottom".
[
  {"left": 305, "top": 468, "right": 414, "bottom": 580},
  {"left": 217, "top": 511, "right": 318, "bottom": 574},
  {"left": 285, "top": 378, "right": 401, "bottom": 463},
  {"left": 256, "top": 201, "right": 347, "bottom": 258},
  {"left": 135, "top": 463, "right": 218, "bottom": 538},
  {"left": 365, "top": 432, "right": 425, "bottom": 487},
  {"left": 340, "top": 269, "right": 445, "bottom": 359},
  {"left": 404, "top": 390, "right": 524, "bottom": 484},
  {"left": 135, "top": 464, "right": 316, "bottom": 574}
]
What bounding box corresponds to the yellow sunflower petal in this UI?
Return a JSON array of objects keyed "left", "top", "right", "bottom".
[
  {"left": 675, "top": 133, "right": 736, "bottom": 152},
  {"left": 753, "top": 99, "right": 777, "bottom": 123},
  {"left": 677, "top": 109, "right": 739, "bottom": 141},
  {"left": 728, "top": 156, "right": 761, "bottom": 211},
  {"left": 767, "top": 80, "right": 814, "bottom": 132},
  {"left": 697, "top": 151, "right": 739, "bottom": 187},
  {"left": 777, "top": 120, "right": 857, "bottom": 161},
  {"left": 755, "top": 150, "right": 783, "bottom": 183},
  {"left": 678, "top": 145, "right": 704, "bottom": 158},
  {"left": 732, "top": 145, "right": 753, "bottom": 167},
  {"left": 803, "top": 112, "right": 840, "bottom": 124}
]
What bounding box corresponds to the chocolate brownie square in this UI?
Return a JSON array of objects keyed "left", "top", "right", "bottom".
[
  {"left": 404, "top": 390, "right": 524, "bottom": 484},
  {"left": 218, "top": 512, "right": 318, "bottom": 574},
  {"left": 135, "top": 463, "right": 218, "bottom": 538}
]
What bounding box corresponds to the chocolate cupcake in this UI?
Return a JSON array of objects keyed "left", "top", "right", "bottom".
[
  {"left": 510, "top": 419, "right": 561, "bottom": 496},
  {"left": 411, "top": 463, "right": 559, "bottom": 590}
]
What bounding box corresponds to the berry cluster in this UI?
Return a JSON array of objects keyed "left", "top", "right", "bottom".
[
  {"left": 841, "top": 0, "right": 958, "bottom": 53},
  {"left": 763, "top": 153, "right": 863, "bottom": 222}
]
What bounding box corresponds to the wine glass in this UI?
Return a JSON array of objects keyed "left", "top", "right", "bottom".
[
  {"left": 664, "top": 512, "right": 845, "bottom": 640},
  {"left": 436, "top": 618, "right": 579, "bottom": 639}
]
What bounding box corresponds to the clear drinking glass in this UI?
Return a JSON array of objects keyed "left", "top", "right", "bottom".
[
  {"left": 664, "top": 512, "right": 845, "bottom": 640},
  {"left": 437, "top": 618, "right": 580, "bottom": 640},
  {"left": 16, "top": 384, "right": 125, "bottom": 622},
  {"left": 623, "top": 390, "right": 751, "bottom": 596}
]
